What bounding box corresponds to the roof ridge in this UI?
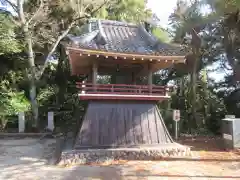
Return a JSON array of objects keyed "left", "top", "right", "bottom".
[
  {"left": 96, "top": 20, "right": 107, "bottom": 45},
  {"left": 68, "top": 30, "right": 100, "bottom": 44},
  {"left": 89, "top": 18, "right": 138, "bottom": 28},
  {"left": 138, "top": 24, "right": 158, "bottom": 47},
  {"left": 66, "top": 19, "right": 187, "bottom": 57}
]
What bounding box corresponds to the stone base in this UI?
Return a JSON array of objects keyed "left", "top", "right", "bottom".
[{"left": 58, "top": 143, "right": 191, "bottom": 166}]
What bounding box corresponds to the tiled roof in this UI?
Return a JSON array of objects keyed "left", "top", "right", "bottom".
[{"left": 67, "top": 19, "right": 186, "bottom": 56}]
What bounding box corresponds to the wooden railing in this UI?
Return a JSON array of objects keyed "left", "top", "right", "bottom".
[{"left": 76, "top": 82, "right": 169, "bottom": 96}]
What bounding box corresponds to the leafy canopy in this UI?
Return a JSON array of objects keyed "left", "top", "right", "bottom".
[{"left": 0, "top": 13, "right": 21, "bottom": 54}]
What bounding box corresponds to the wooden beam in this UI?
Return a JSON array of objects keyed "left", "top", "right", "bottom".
[
  {"left": 92, "top": 60, "right": 98, "bottom": 91},
  {"left": 78, "top": 94, "right": 170, "bottom": 101},
  {"left": 66, "top": 47, "right": 186, "bottom": 62},
  {"left": 148, "top": 63, "right": 153, "bottom": 93}
]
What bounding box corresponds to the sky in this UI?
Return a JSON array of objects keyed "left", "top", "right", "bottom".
[{"left": 147, "top": 0, "right": 178, "bottom": 28}]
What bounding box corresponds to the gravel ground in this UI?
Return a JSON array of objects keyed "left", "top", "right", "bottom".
[{"left": 0, "top": 138, "right": 240, "bottom": 180}]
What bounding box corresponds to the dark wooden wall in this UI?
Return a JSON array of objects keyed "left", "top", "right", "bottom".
[
  {"left": 74, "top": 101, "right": 173, "bottom": 149},
  {"left": 110, "top": 71, "right": 133, "bottom": 84}
]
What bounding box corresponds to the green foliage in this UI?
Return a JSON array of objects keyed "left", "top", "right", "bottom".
[
  {"left": 0, "top": 13, "right": 22, "bottom": 54},
  {"left": 161, "top": 75, "right": 227, "bottom": 134},
  {"left": 95, "top": 5, "right": 108, "bottom": 19},
  {"left": 0, "top": 91, "right": 30, "bottom": 116},
  {"left": 106, "top": 0, "right": 152, "bottom": 22},
  {"left": 204, "top": 0, "right": 240, "bottom": 80},
  {"left": 206, "top": 0, "right": 240, "bottom": 14},
  {"left": 158, "top": 0, "right": 240, "bottom": 134},
  {"left": 152, "top": 27, "right": 171, "bottom": 43},
  {"left": 0, "top": 71, "right": 30, "bottom": 130},
  {"left": 37, "top": 86, "right": 57, "bottom": 106},
  {"left": 169, "top": 0, "right": 208, "bottom": 43}
]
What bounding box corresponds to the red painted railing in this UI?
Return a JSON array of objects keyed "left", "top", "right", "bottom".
[{"left": 76, "top": 82, "right": 169, "bottom": 96}]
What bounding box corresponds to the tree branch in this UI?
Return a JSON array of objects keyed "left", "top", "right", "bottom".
[
  {"left": 82, "top": 4, "right": 91, "bottom": 15},
  {"left": 77, "top": 0, "right": 82, "bottom": 17},
  {"left": 36, "top": 21, "right": 75, "bottom": 80},
  {"left": 37, "top": 0, "right": 109, "bottom": 79},
  {"left": 17, "top": 0, "right": 26, "bottom": 25},
  {"left": 3, "top": 0, "right": 17, "bottom": 12},
  {"left": 8, "top": 15, "right": 21, "bottom": 26},
  {"left": 26, "top": 0, "right": 44, "bottom": 25},
  {"left": 73, "top": 0, "right": 108, "bottom": 21}
]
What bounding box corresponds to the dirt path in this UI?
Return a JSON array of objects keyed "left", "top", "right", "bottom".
[{"left": 0, "top": 138, "right": 240, "bottom": 180}]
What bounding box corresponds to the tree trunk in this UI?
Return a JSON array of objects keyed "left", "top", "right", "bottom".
[
  {"left": 56, "top": 45, "right": 67, "bottom": 106},
  {"left": 202, "top": 69, "right": 208, "bottom": 126},
  {"left": 24, "top": 25, "right": 38, "bottom": 128},
  {"left": 190, "top": 47, "right": 200, "bottom": 131},
  {"left": 190, "top": 67, "right": 197, "bottom": 130},
  {"left": 17, "top": 0, "right": 38, "bottom": 129},
  {"left": 190, "top": 29, "right": 201, "bottom": 132}
]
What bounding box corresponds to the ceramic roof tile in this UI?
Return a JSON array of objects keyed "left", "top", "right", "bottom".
[{"left": 69, "top": 19, "right": 186, "bottom": 56}]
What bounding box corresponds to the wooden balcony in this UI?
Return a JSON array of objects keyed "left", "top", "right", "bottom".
[{"left": 76, "top": 83, "right": 170, "bottom": 101}]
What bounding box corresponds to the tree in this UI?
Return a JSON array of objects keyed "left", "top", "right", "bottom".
[
  {"left": 205, "top": 0, "right": 240, "bottom": 81},
  {"left": 160, "top": 0, "right": 240, "bottom": 133},
  {"left": 0, "top": 9, "right": 28, "bottom": 130},
  {"left": 0, "top": 12, "right": 21, "bottom": 54},
  {"left": 169, "top": 0, "right": 207, "bottom": 130},
  {"left": 201, "top": 0, "right": 240, "bottom": 119},
  {"left": 106, "top": 0, "right": 151, "bottom": 22},
  {"left": 2, "top": 0, "right": 108, "bottom": 129}
]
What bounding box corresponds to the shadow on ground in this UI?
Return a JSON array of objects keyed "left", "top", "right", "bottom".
[
  {"left": 1, "top": 136, "right": 240, "bottom": 180},
  {"left": 60, "top": 163, "right": 240, "bottom": 180},
  {"left": 61, "top": 166, "right": 124, "bottom": 180}
]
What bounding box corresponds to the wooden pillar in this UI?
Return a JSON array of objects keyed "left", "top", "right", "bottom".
[
  {"left": 92, "top": 60, "right": 98, "bottom": 91},
  {"left": 87, "top": 72, "right": 92, "bottom": 83},
  {"left": 148, "top": 63, "right": 153, "bottom": 93}
]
